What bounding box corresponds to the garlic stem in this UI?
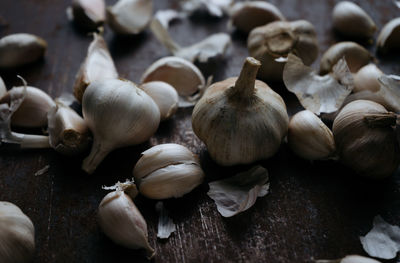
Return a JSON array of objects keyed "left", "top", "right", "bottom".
[
  {"left": 82, "top": 140, "right": 110, "bottom": 173},
  {"left": 229, "top": 57, "right": 261, "bottom": 99},
  {"left": 363, "top": 112, "right": 397, "bottom": 128}
]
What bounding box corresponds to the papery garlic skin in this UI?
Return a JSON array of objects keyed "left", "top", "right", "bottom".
[
  {"left": 288, "top": 110, "right": 335, "bottom": 161},
  {"left": 69, "top": 0, "right": 106, "bottom": 31},
  {"left": 353, "top": 64, "right": 383, "bottom": 93},
  {"left": 377, "top": 17, "right": 400, "bottom": 53},
  {"left": 333, "top": 100, "right": 400, "bottom": 179},
  {"left": 0, "top": 201, "right": 35, "bottom": 263},
  {"left": 98, "top": 191, "right": 155, "bottom": 259},
  {"left": 82, "top": 79, "right": 160, "bottom": 174},
  {"left": 192, "top": 57, "right": 289, "bottom": 166},
  {"left": 133, "top": 143, "right": 205, "bottom": 199},
  {"left": 0, "top": 76, "right": 7, "bottom": 98},
  {"left": 0, "top": 33, "right": 47, "bottom": 69}
]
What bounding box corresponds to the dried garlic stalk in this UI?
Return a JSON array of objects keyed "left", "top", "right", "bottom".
[{"left": 156, "top": 202, "right": 176, "bottom": 239}]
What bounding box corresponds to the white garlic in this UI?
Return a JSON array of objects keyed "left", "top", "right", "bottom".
[
  {"left": 140, "top": 81, "right": 178, "bottom": 121},
  {"left": 315, "top": 255, "right": 381, "bottom": 263},
  {"left": 377, "top": 17, "right": 400, "bottom": 53},
  {"left": 106, "top": 0, "right": 153, "bottom": 35},
  {"left": 0, "top": 76, "right": 6, "bottom": 98},
  {"left": 332, "top": 1, "right": 376, "bottom": 39},
  {"left": 192, "top": 57, "right": 289, "bottom": 166},
  {"left": 67, "top": 0, "right": 106, "bottom": 31},
  {"left": 82, "top": 78, "right": 160, "bottom": 174},
  {"left": 0, "top": 201, "right": 35, "bottom": 263},
  {"left": 133, "top": 143, "right": 205, "bottom": 199},
  {"left": 353, "top": 64, "right": 383, "bottom": 93}
]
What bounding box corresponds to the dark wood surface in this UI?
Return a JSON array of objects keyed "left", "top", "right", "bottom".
[{"left": 1, "top": 0, "right": 400, "bottom": 262}]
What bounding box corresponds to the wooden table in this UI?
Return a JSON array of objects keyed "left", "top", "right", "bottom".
[{"left": 1, "top": 0, "right": 399, "bottom": 262}]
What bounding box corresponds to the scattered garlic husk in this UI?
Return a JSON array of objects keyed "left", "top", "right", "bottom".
[
  {"left": 0, "top": 201, "right": 35, "bottom": 263},
  {"left": 315, "top": 255, "right": 381, "bottom": 263},
  {"left": 229, "top": 1, "right": 285, "bottom": 34},
  {"left": 360, "top": 215, "right": 400, "bottom": 260},
  {"left": 66, "top": 0, "right": 106, "bottom": 31},
  {"left": 207, "top": 165, "right": 269, "bottom": 217},
  {"left": 332, "top": 1, "right": 376, "bottom": 39},
  {"left": 133, "top": 143, "right": 205, "bottom": 199},
  {"left": 181, "top": 0, "right": 233, "bottom": 17},
  {"left": 155, "top": 201, "right": 176, "bottom": 239},
  {"left": 153, "top": 9, "right": 184, "bottom": 29},
  {"left": 106, "top": 0, "right": 153, "bottom": 35},
  {"left": 283, "top": 54, "right": 353, "bottom": 115},
  {"left": 377, "top": 17, "right": 400, "bottom": 53},
  {"left": 73, "top": 33, "right": 118, "bottom": 103},
  {"left": 0, "top": 76, "right": 6, "bottom": 97},
  {"left": 333, "top": 100, "right": 400, "bottom": 179},
  {"left": 82, "top": 78, "right": 160, "bottom": 174},
  {"left": 353, "top": 64, "right": 383, "bottom": 93},
  {"left": 140, "top": 81, "right": 179, "bottom": 121},
  {"left": 248, "top": 20, "right": 319, "bottom": 82},
  {"left": 288, "top": 110, "right": 336, "bottom": 161},
  {"left": 320, "top": 42, "right": 371, "bottom": 75},
  {"left": 192, "top": 57, "right": 289, "bottom": 166}
]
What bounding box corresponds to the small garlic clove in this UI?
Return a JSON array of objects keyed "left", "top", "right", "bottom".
[
  {"left": 73, "top": 33, "right": 118, "bottom": 103},
  {"left": 106, "top": 0, "right": 153, "bottom": 35},
  {"left": 133, "top": 143, "right": 205, "bottom": 199},
  {"left": 139, "top": 81, "right": 179, "bottom": 121},
  {"left": 98, "top": 190, "right": 155, "bottom": 259},
  {"left": 320, "top": 41, "right": 372, "bottom": 75},
  {"left": 332, "top": 1, "right": 376, "bottom": 39},
  {"left": 353, "top": 64, "right": 383, "bottom": 93},
  {"left": 377, "top": 17, "right": 400, "bottom": 53},
  {"left": 0, "top": 76, "right": 6, "bottom": 98},
  {"left": 0, "top": 33, "right": 47, "bottom": 69},
  {"left": 67, "top": 0, "right": 106, "bottom": 31},
  {"left": 229, "top": 1, "right": 285, "bottom": 33},
  {"left": 315, "top": 255, "right": 381, "bottom": 263}
]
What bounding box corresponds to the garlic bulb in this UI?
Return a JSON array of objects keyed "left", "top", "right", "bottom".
[
  {"left": 98, "top": 189, "right": 155, "bottom": 259},
  {"left": 247, "top": 20, "right": 319, "bottom": 82},
  {"left": 0, "top": 201, "right": 35, "bottom": 263},
  {"left": 0, "top": 33, "right": 47, "bottom": 69},
  {"left": 73, "top": 33, "right": 118, "bottom": 103},
  {"left": 106, "top": 0, "right": 153, "bottom": 35},
  {"left": 67, "top": 0, "right": 105, "bottom": 31},
  {"left": 288, "top": 110, "right": 336, "bottom": 161},
  {"left": 332, "top": 1, "right": 376, "bottom": 39},
  {"left": 140, "top": 81, "right": 178, "bottom": 121},
  {"left": 333, "top": 100, "right": 400, "bottom": 178},
  {"left": 82, "top": 78, "right": 160, "bottom": 174},
  {"left": 315, "top": 255, "right": 381, "bottom": 263},
  {"left": 377, "top": 17, "right": 400, "bottom": 53},
  {"left": 133, "top": 143, "right": 205, "bottom": 199},
  {"left": 229, "top": 1, "right": 285, "bottom": 34},
  {"left": 353, "top": 64, "right": 383, "bottom": 93},
  {"left": 320, "top": 42, "right": 371, "bottom": 75},
  {"left": 192, "top": 57, "right": 289, "bottom": 166}
]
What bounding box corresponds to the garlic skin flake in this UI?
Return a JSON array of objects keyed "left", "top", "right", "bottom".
[
  {"left": 155, "top": 202, "right": 176, "bottom": 239},
  {"left": 377, "top": 17, "right": 400, "bottom": 53},
  {"left": 353, "top": 64, "right": 383, "bottom": 93},
  {"left": 0, "top": 201, "right": 35, "bottom": 263},
  {"left": 207, "top": 165, "right": 269, "bottom": 217},
  {"left": 67, "top": 0, "right": 106, "bottom": 31},
  {"left": 133, "top": 143, "right": 205, "bottom": 199},
  {"left": 107, "top": 0, "right": 153, "bottom": 35},
  {"left": 0, "top": 33, "right": 47, "bottom": 69},
  {"left": 0, "top": 76, "right": 6, "bottom": 98},
  {"left": 182, "top": 0, "right": 233, "bottom": 17},
  {"left": 82, "top": 79, "right": 160, "bottom": 174},
  {"left": 73, "top": 33, "right": 118, "bottom": 103},
  {"left": 315, "top": 255, "right": 381, "bottom": 263}
]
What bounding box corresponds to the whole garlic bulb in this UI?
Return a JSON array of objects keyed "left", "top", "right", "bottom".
[
  {"left": 0, "top": 201, "right": 35, "bottom": 263},
  {"left": 333, "top": 100, "right": 400, "bottom": 178},
  {"left": 82, "top": 78, "right": 160, "bottom": 174},
  {"left": 133, "top": 143, "right": 205, "bottom": 199},
  {"left": 288, "top": 110, "right": 336, "bottom": 161},
  {"left": 192, "top": 57, "right": 289, "bottom": 166},
  {"left": 353, "top": 64, "right": 383, "bottom": 93}
]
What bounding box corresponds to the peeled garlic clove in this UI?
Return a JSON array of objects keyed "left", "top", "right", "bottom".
[
  {"left": 353, "top": 64, "right": 383, "bottom": 93},
  {"left": 0, "top": 76, "right": 6, "bottom": 98},
  {"left": 0, "top": 201, "right": 35, "bottom": 263},
  {"left": 98, "top": 190, "right": 155, "bottom": 259},
  {"left": 82, "top": 79, "right": 160, "bottom": 174},
  {"left": 140, "top": 81, "right": 178, "bottom": 121},
  {"left": 67, "top": 0, "right": 105, "bottom": 31},
  {"left": 333, "top": 100, "right": 400, "bottom": 179},
  {"left": 320, "top": 42, "right": 371, "bottom": 75},
  {"left": 141, "top": 56, "right": 205, "bottom": 97},
  {"left": 106, "top": 0, "right": 153, "bottom": 35},
  {"left": 315, "top": 255, "right": 381, "bottom": 263},
  {"left": 288, "top": 110, "right": 335, "bottom": 161},
  {"left": 73, "top": 33, "right": 118, "bottom": 103},
  {"left": 133, "top": 143, "right": 205, "bottom": 199},
  {"left": 377, "top": 17, "right": 400, "bottom": 53},
  {"left": 192, "top": 57, "right": 289, "bottom": 166},
  {"left": 332, "top": 1, "right": 376, "bottom": 39},
  {"left": 229, "top": 1, "right": 285, "bottom": 34}
]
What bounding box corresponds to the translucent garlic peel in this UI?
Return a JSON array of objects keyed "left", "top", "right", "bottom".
[
  {"left": 377, "top": 17, "right": 400, "bottom": 53},
  {"left": 156, "top": 202, "right": 176, "bottom": 239},
  {"left": 182, "top": 0, "right": 233, "bottom": 17},
  {"left": 376, "top": 74, "right": 400, "bottom": 112}
]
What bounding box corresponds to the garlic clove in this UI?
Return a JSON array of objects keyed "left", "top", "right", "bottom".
[
  {"left": 106, "top": 0, "right": 153, "bottom": 35},
  {"left": 315, "top": 255, "right": 381, "bottom": 263},
  {"left": 0, "top": 76, "right": 6, "bottom": 98},
  {"left": 353, "top": 64, "right": 383, "bottom": 93},
  {"left": 0, "top": 33, "right": 47, "bottom": 69},
  {"left": 332, "top": 1, "right": 376, "bottom": 39},
  {"left": 73, "top": 33, "right": 118, "bottom": 103},
  {"left": 0, "top": 201, "right": 35, "bottom": 263},
  {"left": 181, "top": 0, "right": 233, "bottom": 17},
  {"left": 133, "top": 143, "right": 205, "bottom": 199},
  {"left": 289, "top": 20, "right": 319, "bottom": 66},
  {"left": 229, "top": 1, "right": 285, "bottom": 34},
  {"left": 377, "top": 17, "right": 400, "bottom": 53},
  {"left": 98, "top": 190, "right": 155, "bottom": 259},
  {"left": 67, "top": 0, "right": 106, "bottom": 31},
  {"left": 139, "top": 81, "right": 179, "bottom": 121},
  {"left": 320, "top": 41, "right": 372, "bottom": 75}
]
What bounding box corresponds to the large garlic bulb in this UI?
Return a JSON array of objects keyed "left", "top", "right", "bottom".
[
  {"left": 333, "top": 100, "right": 400, "bottom": 178},
  {"left": 192, "top": 57, "right": 289, "bottom": 166},
  {"left": 0, "top": 201, "right": 35, "bottom": 263}
]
